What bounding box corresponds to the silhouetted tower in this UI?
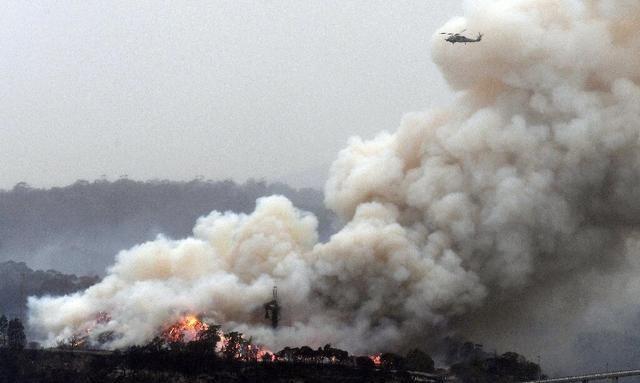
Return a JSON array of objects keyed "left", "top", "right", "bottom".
[{"left": 264, "top": 286, "right": 280, "bottom": 329}]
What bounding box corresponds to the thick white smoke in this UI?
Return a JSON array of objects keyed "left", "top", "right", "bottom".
[{"left": 29, "top": 0, "right": 640, "bottom": 372}]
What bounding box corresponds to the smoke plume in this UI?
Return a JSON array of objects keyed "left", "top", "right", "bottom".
[{"left": 29, "top": 0, "right": 640, "bottom": 372}]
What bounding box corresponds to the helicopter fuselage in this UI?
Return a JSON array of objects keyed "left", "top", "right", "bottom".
[
  {"left": 444, "top": 33, "right": 483, "bottom": 44},
  {"left": 442, "top": 33, "right": 482, "bottom": 44}
]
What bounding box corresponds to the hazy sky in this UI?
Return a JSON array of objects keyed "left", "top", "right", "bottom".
[{"left": 1, "top": 1, "right": 461, "bottom": 189}]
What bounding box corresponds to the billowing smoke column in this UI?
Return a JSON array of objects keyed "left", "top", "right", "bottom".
[{"left": 29, "top": 0, "right": 640, "bottom": 371}]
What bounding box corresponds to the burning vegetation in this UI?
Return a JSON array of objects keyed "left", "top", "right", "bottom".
[
  {"left": 58, "top": 312, "right": 384, "bottom": 367},
  {"left": 5, "top": 311, "right": 544, "bottom": 382},
  {"left": 162, "top": 315, "right": 208, "bottom": 344},
  {"left": 369, "top": 353, "right": 382, "bottom": 367},
  {"left": 157, "top": 315, "right": 275, "bottom": 363}
]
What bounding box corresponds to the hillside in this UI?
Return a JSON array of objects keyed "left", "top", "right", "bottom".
[
  {"left": 0, "top": 179, "right": 336, "bottom": 275},
  {"left": 0, "top": 260, "right": 98, "bottom": 319}
]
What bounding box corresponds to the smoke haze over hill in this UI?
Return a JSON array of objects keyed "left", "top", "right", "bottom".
[
  {"left": 0, "top": 260, "right": 98, "bottom": 320},
  {"left": 0, "top": 179, "right": 334, "bottom": 275}
]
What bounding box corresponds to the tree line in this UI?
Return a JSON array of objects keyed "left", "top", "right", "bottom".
[
  {"left": 444, "top": 338, "right": 545, "bottom": 382},
  {"left": 0, "top": 178, "right": 335, "bottom": 275},
  {"left": 0, "top": 315, "right": 25, "bottom": 351},
  {"left": 0, "top": 260, "right": 99, "bottom": 319},
  {"left": 0, "top": 315, "right": 544, "bottom": 383}
]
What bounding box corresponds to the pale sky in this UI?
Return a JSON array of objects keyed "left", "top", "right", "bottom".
[{"left": 0, "top": 1, "right": 461, "bottom": 189}]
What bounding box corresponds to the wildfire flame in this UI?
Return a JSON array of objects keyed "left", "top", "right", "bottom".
[
  {"left": 257, "top": 346, "right": 276, "bottom": 362},
  {"left": 369, "top": 353, "right": 382, "bottom": 366},
  {"left": 217, "top": 332, "right": 227, "bottom": 352},
  {"left": 248, "top": 342, "right": 277, "bottom": 362},
  {"left": 162, "top": 315, "right": 209, "bottom": 343},
  {"left": 160, "top": 315, "right": 277, "bottom": 362}
]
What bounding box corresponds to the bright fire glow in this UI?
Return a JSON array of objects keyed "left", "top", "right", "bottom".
[
  {"left": 162, "top": 315, "right": 208, "bottom": 343},
  {"left": 257, "top": 346, "right": 276, "bottom": 362},
  {"left": 160, "top": 315, "right": 277, "bottom": 362},
  {"left": 216, "top": 332, "right": 275, "bottom": 361},
  {"left": 369, "top": 353, "right": 382, "bottom": 366}
]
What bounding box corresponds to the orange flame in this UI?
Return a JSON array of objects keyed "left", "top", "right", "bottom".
[
  {"left": 160, "top": 316, "right": 277, "bottom": 362},
  {"left": 216, "top": 332, "right": 275, "bottom": 361},
  {"left": 216, "top": 332, "right": 228, "bottom": 353},
  {"left": 162, "top": 315, "right": 209, "bottom": 343},
  {"left": 257, "top": 346, "right": 276, "bottom": 362},
  {"left": 369, "top": 353, "right": 382, "bottom": 366}
]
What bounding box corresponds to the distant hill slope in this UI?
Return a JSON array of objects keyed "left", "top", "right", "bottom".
[
  {"left": 0, "top": 179, "right": 336, "bottom": 275},
  {"left": 0, "top": 260, "right": 99, "bottom": 320}
]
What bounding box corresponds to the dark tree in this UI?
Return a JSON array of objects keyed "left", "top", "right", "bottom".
[
  {"left": 7, "top": 318, "right": 25, "bottom": 350},
  {"left": 0, "top": 315, "right": 7, "bottom": 347},
  {"left": 492, "top": 351, "right": 542, "bottom": 381},
  {"left": 380, "top": 352, "right": 406, "bottom": 371},
  {"left": 355, "top": 356, "right": 375, "bottom": 370},
  {"left": 143, "top": 336, "right": 166, "bottom": 353},
  {"left": 405, "top": 348, "right": 435, "bottom": 372},
  {"left": 298, "top": 346, "right": 315, "bottom": 363},
  {"left": 222, "top": 331, "right": 243, "bottom": 361},
  {"left": 187, "top": 324, "right": 220, "bottom": 354},
  {"left": 58, "top": 332, "right": 88, "bottom": 349},
  {"left": 322, "top": 344, "right": 349, "bottom": 363},
  {"left": 449, "top": 347, "right": 544, "bottom": 383},
  {"left": 275, "top": 346, "right": 295, "bottom": 361},
  {"left": 261, "top": 351, "right": 273, "bottom": 362},
  {"left": 240, "top": 336, "right": 258, "bottom": 362}
]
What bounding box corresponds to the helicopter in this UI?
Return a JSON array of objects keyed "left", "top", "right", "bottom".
[{"left": 440, "top": 29, "right": 483, "bottom": 44}]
